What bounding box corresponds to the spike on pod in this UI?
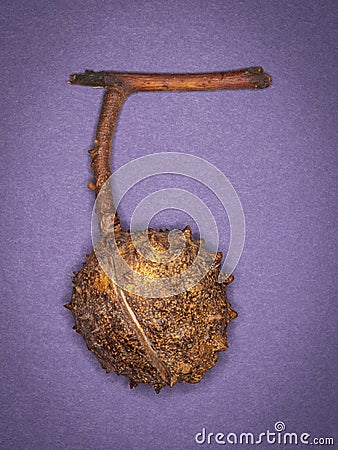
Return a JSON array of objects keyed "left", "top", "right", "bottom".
[
  {"left": 129, "top": 379, "right": 138, "bottom": 389},
  {"left": 225, "top": 274, "right": 234, "bottom": 284},
  {"left": 183, "top": 225, "right": 192, "bottom": 238},
  {"left": 154, "top": 385, "right": 163, "bottom": 394}
]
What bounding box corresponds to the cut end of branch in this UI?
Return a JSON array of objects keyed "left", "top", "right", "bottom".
[
  {"left": 69, "top": 70, "right": 106, "bottom": 87},
  {"left": 245, "top": 66, "right": 272, "bottom": 89}
]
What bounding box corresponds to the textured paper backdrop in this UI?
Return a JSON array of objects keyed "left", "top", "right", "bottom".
[{"left": 1, "top": 0, "right": 337, "bottom": 449}]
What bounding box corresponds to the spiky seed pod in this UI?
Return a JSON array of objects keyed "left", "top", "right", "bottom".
[
  {"left": 66, "top": 67, "right": 271, "bottom": 392},
  {"left": 67, "top": 227, "right": 236, "bottom": 393}
]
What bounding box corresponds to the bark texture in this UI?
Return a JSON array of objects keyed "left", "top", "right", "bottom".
[{"left": 69, "top": 66, "right": 271, "bottom": 91}]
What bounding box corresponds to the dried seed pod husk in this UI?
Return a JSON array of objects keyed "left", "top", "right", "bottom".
[{"left": 68, "top": 227, "right": 236, "bottom": 393}]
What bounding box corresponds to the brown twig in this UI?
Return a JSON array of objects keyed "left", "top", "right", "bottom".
[
  {"left": 69, "top": 66, "right": 271, "bottom": 92},
  {"left": 70, "top": 67, "right": 271, "bottom": 233},
  {"left": 89, "top": 88, "right": 127, "bottom": 233}
]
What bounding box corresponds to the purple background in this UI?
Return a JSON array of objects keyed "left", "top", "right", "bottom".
[{"left": 1, "top": 1, "right": 337, "bottom": 449}]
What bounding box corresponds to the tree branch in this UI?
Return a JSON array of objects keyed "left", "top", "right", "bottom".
[
  {"left": 72, "top": 67, "right": 271, "bottom": 234},
  {"left": 69, "top": 66, "right": 271, "bottom": 92}
]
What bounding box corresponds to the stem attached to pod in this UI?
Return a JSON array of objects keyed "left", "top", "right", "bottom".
[
  {"left": 69, "top": 67, "right": 271, "bottom": 232},
  {"left": 89, "top": 88, "right": 127, "bottom": 233}
]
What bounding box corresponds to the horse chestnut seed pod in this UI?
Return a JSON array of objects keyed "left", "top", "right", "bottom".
[{"left": 65, "top": 68, "right": 271, "bottom": 392}]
